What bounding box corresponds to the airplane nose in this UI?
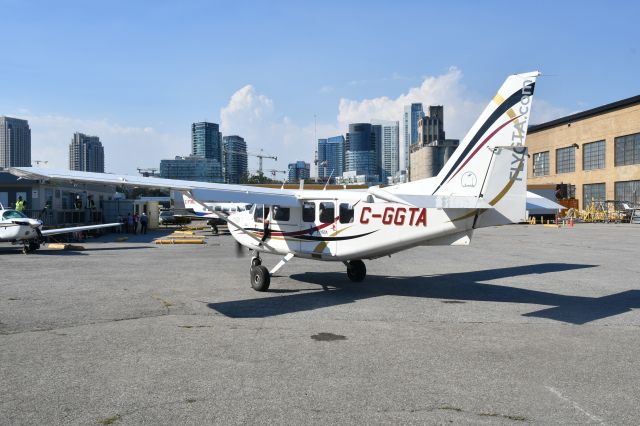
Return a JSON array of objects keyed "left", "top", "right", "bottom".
[{"left": 29, "top": 219, "right": 43, "bottom": 228}]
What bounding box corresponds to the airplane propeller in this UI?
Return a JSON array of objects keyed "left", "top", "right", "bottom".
[{"left": 235, "top": 241, "right": 247, "bottom": 258}]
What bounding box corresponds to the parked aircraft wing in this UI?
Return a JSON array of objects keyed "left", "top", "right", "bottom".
[
  {"left": 526, "top": 191, "right": 564, "bottom": 211},
  {"left": 8, "top": 167, "right": 301, "bottom": 207},
  {"left": 40, "top": 223, "right": 122, "bottom": 237}
]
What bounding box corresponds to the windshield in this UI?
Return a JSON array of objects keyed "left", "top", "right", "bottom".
[{"left": 2, "top": 210, "right": 28, "bottom": 220}]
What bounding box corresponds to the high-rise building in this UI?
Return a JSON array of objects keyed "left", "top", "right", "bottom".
[
  {"left": 159, "top": 156, "right": 224, "bottom": 183},
  {"left": 418, "top": 106, "right": 445, "bottom": 145},
  {"left": 317, "top": 135, "right": 345, "bottom": 181},
  {"left": 372, "top": 120, "right": 399, "bottom": 183},
  {"left": 69, "top": 132, "right": 105, "bottom": 173},
  {"left": 409, "top": 105, "right": 459, "bottom": 181},
  {"left": 402, "top": 103, "right": 424, "bottom": 172},
  {"left": 191, "top": 122, "right": 222, "bottom": 161},
  {"left": 222, "top": 135, "right": 248, "bottom": 184},
  {"left": 288, "top": 161, "right": 310, "bottom": 183},
  {"left": 345, "top": 123, "right": 379, "bottom": 183},
  {"left": 0, "top": 116, "right": 31, "bottom": 168}
]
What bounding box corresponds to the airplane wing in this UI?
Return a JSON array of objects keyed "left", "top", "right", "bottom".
[
  {"left": 526, "top": 191, "right": 564, "bottom": 211},
  {"left": 8, "top": 167, "right": 301, "bottom": 207},
  {"left": 40, "top": 223, "right": 122, "bottom": 237}
]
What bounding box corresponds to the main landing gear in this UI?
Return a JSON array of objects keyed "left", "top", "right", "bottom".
[
  {"left": 22, "top": 241, "right": 40, "bottom": 255},
  {"left": 249, "top": 252, "right": 295, "bottom": 292},
  {"left": 345, "top": 260, "right": 366, "bottom": 282}
]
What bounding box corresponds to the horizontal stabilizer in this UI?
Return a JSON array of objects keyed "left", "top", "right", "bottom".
[{"left": 368, "top": 187, "right": 492, "bottom": 209}]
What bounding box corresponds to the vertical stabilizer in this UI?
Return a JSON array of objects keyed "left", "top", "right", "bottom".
[{"left": 429, "top": 71, "right": 538, "bottom": 197}]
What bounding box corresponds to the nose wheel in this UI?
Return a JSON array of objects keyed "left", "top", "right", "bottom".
[{"left": 346, "top": 260, "right": 366, "bottom": 282}]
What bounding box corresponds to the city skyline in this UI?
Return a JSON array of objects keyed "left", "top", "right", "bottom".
[{"left": 1, "top": 1, "right": 639, "bottom": 174}]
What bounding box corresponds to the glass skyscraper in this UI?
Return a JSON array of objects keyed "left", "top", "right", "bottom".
[
  {"left": 69, "top": 132, "right": 105, "bottom": 173},
  {"left": 222, "top": 135, "right": 248, "bottom": 184},
  {"left": 345, "top": 123, "right": 379, "bottom": 182},
  {"left": 317, "top": 135, "right": 345, "bottom": 181},
  {"left": 287, "top": 161, "right": 310, "bottom": 183},
  {"left": 191, "top": 122, "right": 222, "bottom": 161},
  {"left": 160, "top": 156, "right": 224, "bottom": 183},
  {"left": 402, "top": 103, "right": 424, "bottom": 172},
  {"left": 0, "top": 116, "right": 31, "bottom": 168},
  {"left": 372, "top": 120, "right": 399, "bottom": 183}
]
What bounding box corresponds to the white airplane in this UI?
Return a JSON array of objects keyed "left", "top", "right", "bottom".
[
  {"left": 0, "top": 203, "right": 121, "bottom": 254},
  {"left": 179, "top": 193, "right": 252, "bottom": 222},
  {"left": 9, "top": 71, "right": 540, "bottom": 290}
]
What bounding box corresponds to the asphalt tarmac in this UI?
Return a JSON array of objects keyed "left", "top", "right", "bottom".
[{"left": 1, "top": 224, "right": 639, "bottom": 425}]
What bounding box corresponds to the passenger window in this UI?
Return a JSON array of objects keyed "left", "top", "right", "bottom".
[
  {"left": 319, "top": 202, "right": 335, "bottom": 224},
  {"left": 272, "top": 205, "right": 290, "bottom": 222},
  {"left": 339, "top": 203, "right": 354, "bottom": 224},
  {"left": 302, "top": 202, "right": 315, "bottom": 222}
]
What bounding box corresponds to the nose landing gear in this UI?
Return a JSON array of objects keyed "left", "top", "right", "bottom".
[{"left": 248, "top": 252, "right": 295, "bottom": 292}]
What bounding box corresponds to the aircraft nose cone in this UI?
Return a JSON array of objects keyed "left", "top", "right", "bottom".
[{"left": 30, "top": 219, "right": 43, "bottom": 228}]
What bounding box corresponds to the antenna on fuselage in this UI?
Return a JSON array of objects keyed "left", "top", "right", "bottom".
[{"left": 322, "top": 169, "right": 334, "bottom": 191}]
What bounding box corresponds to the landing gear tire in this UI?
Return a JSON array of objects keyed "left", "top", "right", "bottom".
[
  {"left": 22, "top": 242, "right": 40, "bottom": 255},
  {"left": 346, "top": 260, "right": 366, "bottom": 282},
  {"left": 250, "top": 265, "right": 271, "bottom": 291}
]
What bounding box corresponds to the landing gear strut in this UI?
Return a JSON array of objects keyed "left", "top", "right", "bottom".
[
  {"left": 346, "top": 260, "right": 366, "bottom": 282},
  {"left": 248, "top": 252, "right": 295, "bottom": 292}
]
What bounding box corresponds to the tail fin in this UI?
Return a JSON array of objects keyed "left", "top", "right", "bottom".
[
  {"left": 474, "top": 145, "right": 528, "bottom": 226},
  {"left": 431, "top": 71, "right": 539, "bottom": 197},
  {"left": 182, "top": 192, "right": 208, "bottom": 214}
]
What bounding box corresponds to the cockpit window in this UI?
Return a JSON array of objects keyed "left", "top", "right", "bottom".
[
  {"left": 272, "top": 205, "right": 290, "bottom": 222},
  {"left": 254, "top": 205, "right": 270, "bottom": 223},
  {"left": 2, "top": 210, "right": 27, "bottom": 220}
]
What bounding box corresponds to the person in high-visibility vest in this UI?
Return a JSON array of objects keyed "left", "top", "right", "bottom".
[{"left": 15, "top": 196, "right": 26, "bottom": 213}]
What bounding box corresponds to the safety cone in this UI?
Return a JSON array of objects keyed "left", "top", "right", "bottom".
[{"left": 569, "top": 217, "right": 574, "bottom": 227}]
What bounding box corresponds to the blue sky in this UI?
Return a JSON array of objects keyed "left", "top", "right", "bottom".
[{"left": 1, "top": 0, "right": 639, "bottom": 174}]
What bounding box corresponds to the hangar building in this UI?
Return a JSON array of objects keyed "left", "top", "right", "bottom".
[{"left": 527, "top": 95, "right": 640, "bottom": 209}]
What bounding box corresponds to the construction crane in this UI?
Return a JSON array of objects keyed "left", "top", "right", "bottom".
[
  {"left": 137, "top": 168, "right": 158, "bottom": 177},
  {"left": 223, "top": 147, "right": 277, "bottom": 176},
  {"left": 264, "top": 169, "right": 287, "bottom": 178}
]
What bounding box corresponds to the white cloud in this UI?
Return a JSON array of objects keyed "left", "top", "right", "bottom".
[
  {"left": 337, "top": 67, "right": 485, "bottom": 143},
  {"left": 529, "top": 99, "right": 573, "bottom": 124},
  {"left": 17, "top": 69, "right": 570, "bottom": 179},
  {"left": 19, "top": 113, "right": 182, "bottom": 174},
  {"left": 219, "top": 85, "right": 340, "bottom": 176}
]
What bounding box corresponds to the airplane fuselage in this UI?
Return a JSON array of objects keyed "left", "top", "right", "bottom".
[{"left": 228, "top": 194, "right": 475, "bottom": 261}]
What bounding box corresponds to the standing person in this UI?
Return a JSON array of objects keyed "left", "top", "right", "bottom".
[
  {"left": 127, "top": 213, "right": 133, "bottom": 234},
  {"left": 133, "top": 212, "right": 139, "bottom": 234},
  {"left": 15, "top": 196, "right": 26, "bottom": 213},
  {"left": 140, "top": 212, "right": 149, "bottom": 234}
]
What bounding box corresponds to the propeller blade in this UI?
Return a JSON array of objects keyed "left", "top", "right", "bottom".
[{"left": 235, "top": 241, "right": 247, "bottom": 257}]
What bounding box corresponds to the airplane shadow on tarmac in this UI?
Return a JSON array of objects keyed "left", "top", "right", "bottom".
[{"left": 207, "top": 263, "right": 640, "bottom": 325}]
